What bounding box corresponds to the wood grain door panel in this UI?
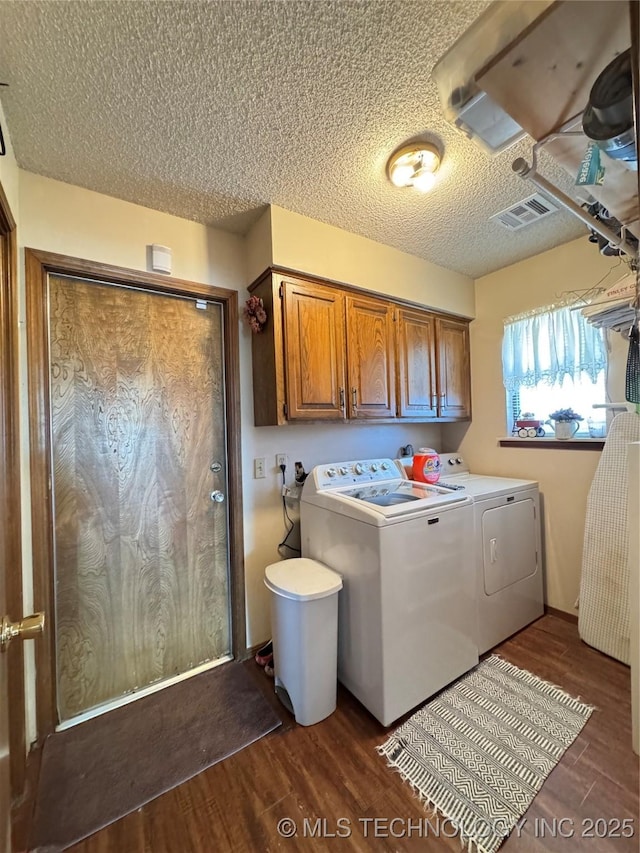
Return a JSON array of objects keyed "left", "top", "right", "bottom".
[
  {"left": 396, "top": 308, "right": 438, "bottom": 419},
  {"left": 436, "top": 317, "right": 471, "bottom": 420},
  {"left": 346, "top": 296, "right": 396, "bottom": 419},
  {"left": 50, "top": 276, "right": 230, "bottom": 721},
  {"left": 283, "top": 280, "right": 346, "bottom": 420}
]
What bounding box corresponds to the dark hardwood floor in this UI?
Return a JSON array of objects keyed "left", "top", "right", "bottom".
[{"left": 60, "top": 616, "right": 638, "bottom": 852}]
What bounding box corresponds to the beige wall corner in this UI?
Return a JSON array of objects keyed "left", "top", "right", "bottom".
[
  {"left": 244, "top": 206, "right": 273, "bottom": 285},
  {"left": 269, "top": 205, "right": 476, "bottom": 318},
  {"left": 459, "top": 235, "right": 626, "bottom": 617},
  {"left": 0, "top": 100, "right": 19, "bottom": 218}
]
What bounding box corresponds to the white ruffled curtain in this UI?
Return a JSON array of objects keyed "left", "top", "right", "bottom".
[{"left": 502, "top": 304, "right": 607, "bottom": 392}]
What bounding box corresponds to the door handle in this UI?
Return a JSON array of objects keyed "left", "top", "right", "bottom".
[
  {"left": 490, "top": 538, "right": 498, "bottom": 563},
  {"left": 1, "top": 612, "right": 45, "bottom": 653},
  {"left": 210, "top": 490, "right": 225, "bottom": 503},
  {"left": 351, "top": 388, "right": 357, "bottom": 410},
  {"left": 339, "top": 387, "right": 345, "bottom": 411}
]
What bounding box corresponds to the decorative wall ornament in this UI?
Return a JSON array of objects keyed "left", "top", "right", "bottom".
[{"left": 243, "top": 295, "right": 267, "bottom": 333}]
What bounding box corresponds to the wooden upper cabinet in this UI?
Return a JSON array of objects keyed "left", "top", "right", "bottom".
[
  {"left": 248, "top": 268, "right": 471, "bottom": 426},
  {"left": 345, "top": 295, "right": 396, "bottom": 419},
  {"left": 436, "top": 317, "right": 471, "bottom": 420},
  {"left": 282, "top": 278, "right": 346, "bottom": 421},
  {"left": 396, "top": 308, "right": 438, "bottom": 419}
]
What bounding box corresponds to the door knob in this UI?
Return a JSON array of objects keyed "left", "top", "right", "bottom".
[
  {"left": 210, "top": 490, "right": 225, "bottom": 503},
  {"left": 1, "top": 612, "right": 45, "bottom": 653}
]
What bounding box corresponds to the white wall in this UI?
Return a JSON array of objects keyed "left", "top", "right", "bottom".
[
  {"left": 451, "top": 236, "right": 627, "bottom": 616},
  {"left": 15, "top": 173, "right": 473, "bottom": 743}
]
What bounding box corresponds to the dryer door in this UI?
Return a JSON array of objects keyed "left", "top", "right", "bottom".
[{"left": 482, "top": 498, "right": 537, "bottom": 595}]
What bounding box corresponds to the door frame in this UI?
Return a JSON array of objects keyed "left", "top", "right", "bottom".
[
  {"left": 25, "top": 248, "right": 246, "bottom": 738},
  {"left": 0, "top": 180, "right": 26, "bottom": 801}
]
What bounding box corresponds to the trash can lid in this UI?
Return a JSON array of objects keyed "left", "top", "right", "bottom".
[{"left": 264, "top": 558, "right": 342, "bottom": 601}]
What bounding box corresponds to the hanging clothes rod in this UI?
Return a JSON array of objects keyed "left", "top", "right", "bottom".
[
  {"left": 512, "top": 157, "right": 639, "bottom": 259},
  {"left": 593, "top": 402, "right": 636, "bottom": 411}
]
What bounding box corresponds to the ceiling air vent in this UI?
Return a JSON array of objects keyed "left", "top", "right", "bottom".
[{"left": 491, "top": 192, "right": 560, "bottom": 231}]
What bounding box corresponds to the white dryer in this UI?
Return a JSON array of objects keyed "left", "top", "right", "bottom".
[
  {"left": 397, "top": 454, "right": 544, "bottom": 654},
  {"left": 300, "top": 459, "right": 478, "bottom": 726},
  {"left": 438, "top": 453, "right": 544, "bottom": 654}
]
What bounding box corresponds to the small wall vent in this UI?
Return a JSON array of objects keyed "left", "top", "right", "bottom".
[{"left": 491, "top": 192, "right": 559, "bottom": 231}]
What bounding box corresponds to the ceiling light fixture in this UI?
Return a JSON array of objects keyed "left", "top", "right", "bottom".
[{"left": 386, "top": 142, "right": 441, "bottom": 192}]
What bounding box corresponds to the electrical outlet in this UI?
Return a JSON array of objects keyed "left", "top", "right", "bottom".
[
  {"left": 253, "top": 457, "right": 266, "bottom": 479},
  {"left": 276, "top": 453, "right": 287, "bottom": 469}
]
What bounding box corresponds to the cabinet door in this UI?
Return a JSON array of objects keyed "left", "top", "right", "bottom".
[
  {"left": 436, "top": 317, "right": 471, "bottom": 419},
  {"left": 345, "top": 295, "right": 396, "bottom": 419},
  {"left": 282, "top": 279, "right": 346, "bottom": 420},
  {"left": 396, "top": 308, "right": 438, "bottom": 419}
]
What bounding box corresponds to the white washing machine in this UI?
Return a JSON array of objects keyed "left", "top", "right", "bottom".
[
  {"left": 300, "top": 458, "right": 478, "bottom": 726},
  {"left": 400, "top": 454, "right": 544, "bottom": 654}
]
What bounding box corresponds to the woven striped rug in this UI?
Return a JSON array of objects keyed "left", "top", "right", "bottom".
[{"left": 378, "top": 656, "right": 594, "bottom": 853}]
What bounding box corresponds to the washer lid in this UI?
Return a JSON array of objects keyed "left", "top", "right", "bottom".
[{"left": 264, "top": 558, "right": 342, "bottom": 601}]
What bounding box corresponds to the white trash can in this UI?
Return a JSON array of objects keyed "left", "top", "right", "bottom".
[{"left": 264, "top": 558, "right": 342, "bottom": 726}]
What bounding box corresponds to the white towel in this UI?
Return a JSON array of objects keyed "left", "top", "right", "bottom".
[{"left": 578, "top": 412, "right": 640, "bottom": 664}]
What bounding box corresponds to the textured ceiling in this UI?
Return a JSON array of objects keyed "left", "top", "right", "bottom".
[{"left": 0, "top": 0, "right": 587, "bottom": 278}]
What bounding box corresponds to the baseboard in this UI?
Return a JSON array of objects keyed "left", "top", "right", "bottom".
[
  {"left": 247, "top": 638, "right": 271, "bottom": 658},
  {"left": 545, "top": 605, "right": 578, "bottom": 624}
]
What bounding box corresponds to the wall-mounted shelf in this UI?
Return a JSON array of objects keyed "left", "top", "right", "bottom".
[
  {"left": 477, "top": 0, "right": 638, "bottom": 238},
  {"left": 498, "top": 437, "right": 605, "bottom": 451}
]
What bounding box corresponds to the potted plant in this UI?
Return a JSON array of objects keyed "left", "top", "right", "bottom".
[{"left": 548, "top": 408, "right": 583, "bottom": 440}]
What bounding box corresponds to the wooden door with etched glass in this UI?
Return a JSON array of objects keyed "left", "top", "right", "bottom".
[{"left": 49, "top": 276, "right": 230, "bottom": 722}]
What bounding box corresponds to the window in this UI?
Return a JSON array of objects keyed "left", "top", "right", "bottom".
[{"left": 502, "top": 304, "right": 607, "bottom": 437}]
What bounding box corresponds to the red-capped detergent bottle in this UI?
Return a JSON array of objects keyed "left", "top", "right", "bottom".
[{"left": 412, "top": 448, "right": 441, "bottom": 484}]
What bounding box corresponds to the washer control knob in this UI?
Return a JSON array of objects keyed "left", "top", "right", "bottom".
[
  {"left": 338, "top": 466, "right": 348, "bottom": 476},
  {"left": 354, "top": 463, "right": 365, "bottom": 475},
  {"left": 448, "top": 459, "right": 456, "bottom": 465},
  {"left": 370, "top": 463, "right": 378, "bottom": 472},
  {"left": 326, "top": 468, "right": 337, "bottom": 478},
  {"left": 381, "top": 462, "right": 390, "bottom": 470},
  {"left": 456, "top": 457, "right": 463, "bottom": 464}
]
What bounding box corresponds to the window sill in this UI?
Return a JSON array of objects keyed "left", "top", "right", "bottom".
[{"left": 498, "top": 437, "right": 605, "bottom": 451}]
